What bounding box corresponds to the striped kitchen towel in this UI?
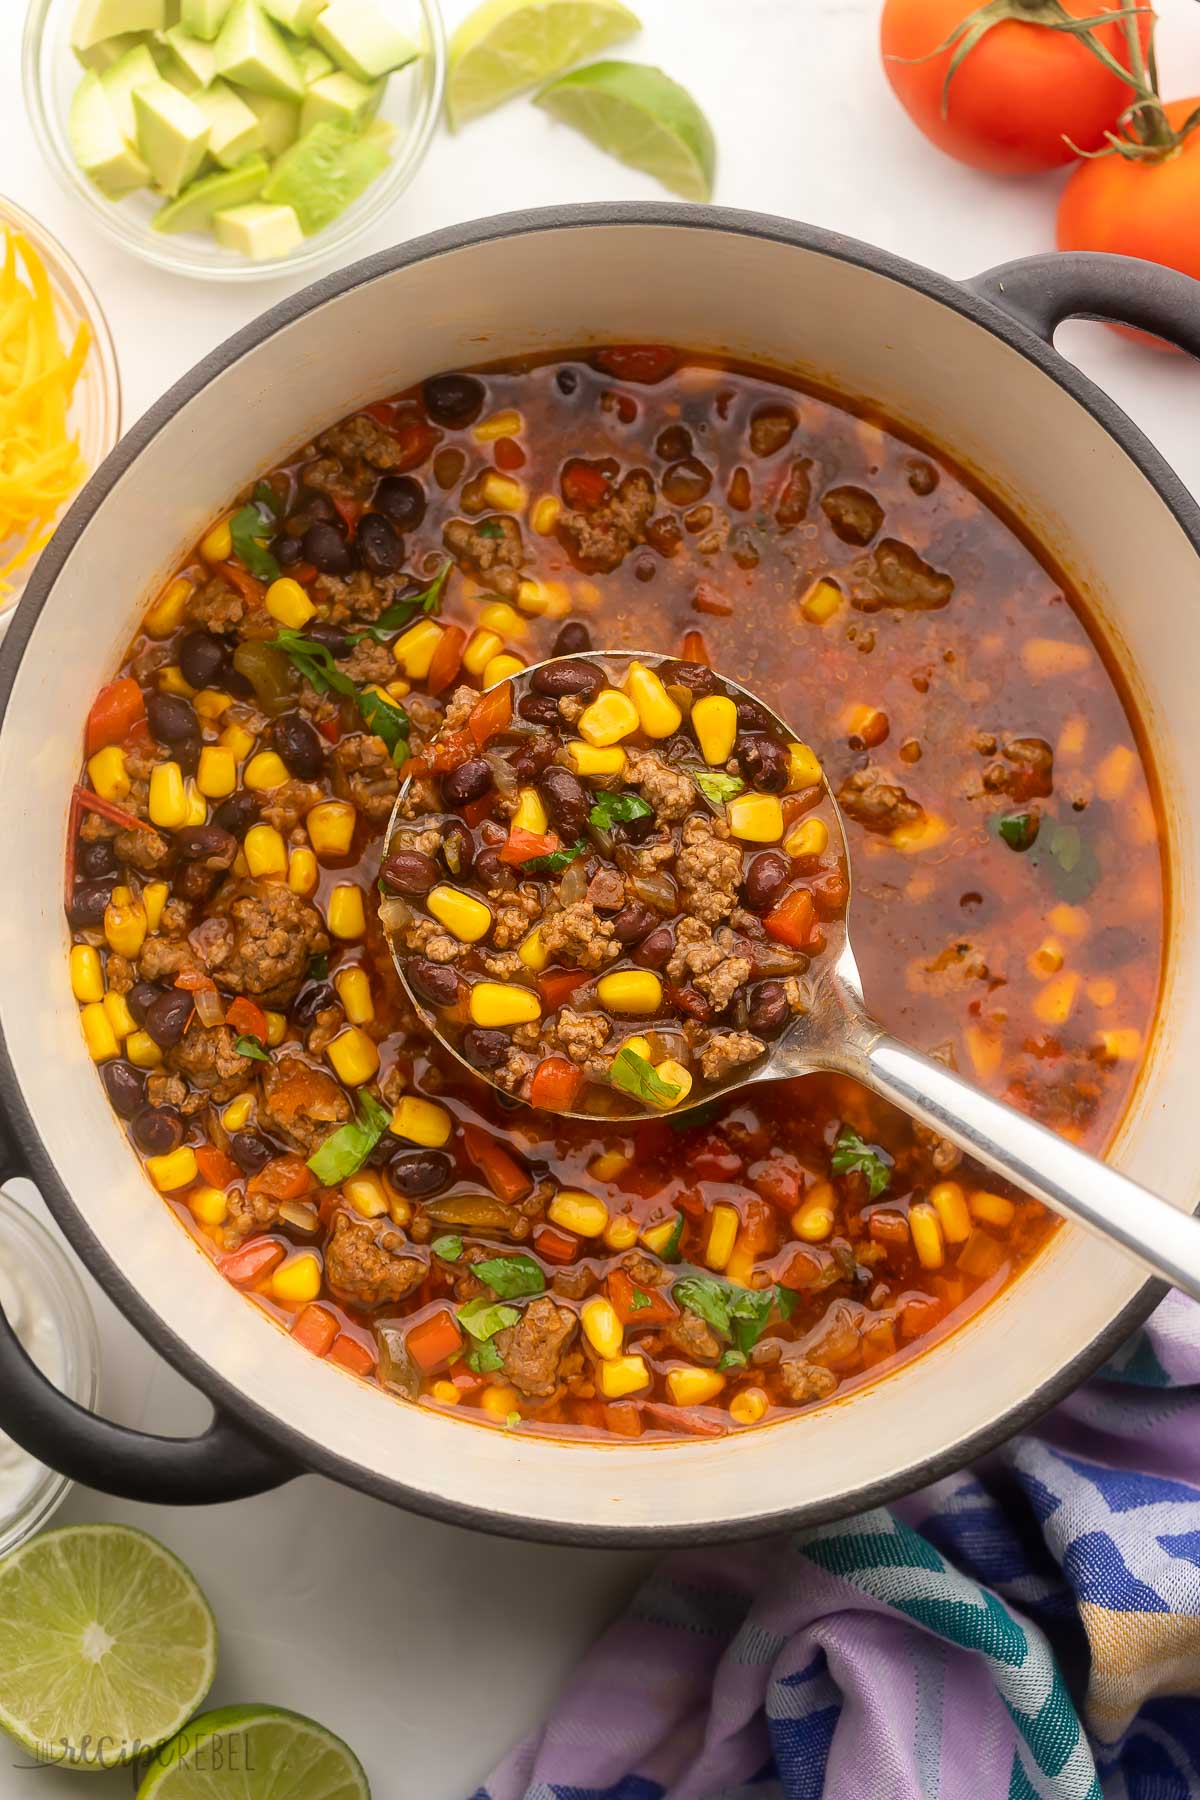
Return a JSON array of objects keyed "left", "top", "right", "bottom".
[{"left": 477, "top": 1291, "right": 1200, "bottom": 1800}]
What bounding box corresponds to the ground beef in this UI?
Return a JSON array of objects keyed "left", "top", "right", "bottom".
[
  {"left": 850, "top": 539, "right": 953, "bottom": 611},
  {"left": 913, "top": 1120, "right": 964, "bottom": 1176},
  {"left": 666, "top": 918, "right": 752, "bottom": 1013},
  {"left": 138, "top": 934, "right": 201, "bottom": 984},
  {"left": 584, "top": 868, "right": 625, "bottom": 911},
  {"left": 333, "top": 733, "right": 401, "bottom": 822},
  {"left": 749, "top": 407, "right": 798, "bottom": 458},
  {"left": 340, "top": 638, "right": 397, "bottom": 686},
  {"left": 495, "top": 1295, "right": 578, "bottom": 1398},
  {"left": 301, "top": 454, "right": 372, "bottom": 507},
  {"left": 622, "top": 1251, "right": 671, "bottom": 1289},
  {"left": 79, "top": 812, "right": 117, "bottom": 842},
  {"left": 104, "top": 953, "right": 134, "bottom": 994},
  {"left": 324, "top": 1213, "right": 426, "bottom": 1307},
  {"left": 396, "top": 776, "right": 441, "bottom": 821},
  {"left": 443, "top": 515, "right": 526, "bottom": 597},
  {"left": 981, "top": 735, "right": 1054, "bottom": 801},
  {"left": 557, "top": 469, "right": 655, "bottom": 573},
  {"left": 224, "top": 1186, "right": 282, "bottom": 1247},
  {"left": 307, "top": 1002, "right": 346, "bottom": 1056},
  {"left": 546, "top": 1006, "right": 611, "bottom": 1070},
  {"left": 166, "top": 1021, "right": 252, "bottom": 1103},
  {"left": 403, "top": 916, "right": 464, "bottom": 963},
  {"left": 675, "top": 815, "right": 742, "bottom": 924},
  {"left": 203, "top": 879, "right": 330, "bottom": 1007},
  {"left": 619, "top": 832, "right": 676, "bottom": 876},
  {"left": 775, "top": 1355, "right": 839, "bottom": 1405},
  {"left": 775, "top": 458, "right": 813, "bottom": 529},
  {"left": 488, "top": 887, "right": 540, "bottom": 950},
  {"left": 160, "top": 897, "right": 192, "bottom": 937},
  {"left": 699, "top": 1031, "right": 765, "bottom": 1082},
  {"left": 186, "top": 575, "right": 245, "bottom": 634},
  {"left": 551, "top": 1264, "right": 597, "bottom": 1301},
  {"left": 260, "top": 1053, "right": 352, "bottom": 1154},
  {"left": 837, "top": 767, "right": 924, "bottom": 835},
  {"left": 664, "top": 1310, "right": 722, "bottom": 1365},
  {"left": 114, "top": 827, "right": 170, "bottom": 874},
  {"left": 821, "top": 485, "right": 884, "bottom": 546},
  {"left": 624, "top": 747, "right": 695, "bottom": 823},
  {"left": 146, "top": 1071, "right": 187, "bottom": 1109},
  {"left": 496, "top": 1046, "right": 535, "bottom": 1094},
  {"left": 318, "top": 414, "right": 413, "bottom": 473},
  {"left": 313, "top": 568, "right": 411, "bottom": 625},
  {"left": 261, "top": 780, "right": 324, "bottom": 833},
  {"left": 539, "top": 902, "right": 619, "bottom": 971},
  {"left": 482, "top": 950, "right": 523, "bottom": 979}
]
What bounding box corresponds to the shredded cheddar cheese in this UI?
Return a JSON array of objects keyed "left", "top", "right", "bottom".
[{"left": 0, "top": 229, "right": 91, "bottom": 593}]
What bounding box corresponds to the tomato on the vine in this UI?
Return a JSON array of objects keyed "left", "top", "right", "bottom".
[
  {"left": 1057, "top": 96, "right": 1200, "bottom": 277},
  {"left": 880, "top": 0, "right": 1153, "bottom": 175}
]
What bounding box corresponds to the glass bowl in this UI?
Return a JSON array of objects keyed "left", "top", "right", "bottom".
[
  {"left": 0, "top": 1190, "right": 99, "bottom": 1558},
  {"left": 0, "top": 196, "right": 121, "bottom": 626},
  {"left": 22, "top": 0, "right": 446, "bottom": 283}
]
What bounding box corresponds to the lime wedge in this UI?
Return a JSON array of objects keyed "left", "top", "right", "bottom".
[
  {"left": 535, "top": 60, "right": 716, "bottom": 200},
  {"left": 0, "top": 1524, "right": 216, "bottom": 1771},
  {"left": 447, "top": 0, "right": 641, "bottom": 128},
  {"left": 137, "top": 1704, "right": 370, "bottom": 1798}
]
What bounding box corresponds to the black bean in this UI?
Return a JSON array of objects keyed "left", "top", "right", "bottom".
[
  {"left": 173, "top": 861, "right": 221, "bottom": 906},
  {"left": 174, "top": 733, "right": 202, "bottom": 778},
  {"left": 229, "top": 1130, "right": 275, "bottom": 1175},
  {"left": 422, "top": 372, "right": 485, "bottom": 427},
  {"left": 735, "top": 698, "right": 772, "bottom": 732},
  {"left": 743, "top": 851, "right": 792, "bottom": 913},
  {"left": 387, "top": 1149, "right": 453, "bottom": 1197},
  {"left": 611, "top": 903, "right": 656, "bottom": 945},
  {"left": 292, "top": 982, "right": 335, "bottom": 1029},
  {"left": 127, "top": 981, "right": 161, "bottom": 1027},
  {"left": 220, "top": 660, "right": 254, "bottom": 701},
  {"left": 655, "top": 423, "right": 693, "bottom": 462},
  {"left": 77, "top": 838, "right": 117, "bottom": 879},
  {"left": 556, "top": 368, "right": 579, "bottom": 396},
  {"left": 302, "top": 521, "right": 354, "bottom": 575},
  {"left": 175, "top": 825, "right": 237, "bottom": 864},
  {"left": 271, "top": 712, "right": 324, "bottom": 780},
  {"left": 273, "top": 534, "right": 304, "bottom": 568},
  {"left": 472, "top": 847, "right": 505, "bottom": 888},
  {"left": 296, "top": 489, "right": 339, "bottom": 526},
  {"left": 617, "top": 810, "right": 655, "bottom": 845},
  {"left": 662, "top": 458, "right": 713, "bottom": 507},
  {"left": 737, "top": 735, "right": 789, "bottom": 793},
  {"left": 101, "top": 1059, "right": 145, "bottom": 1120},
  {"left": 517, "top": 693, "right": 561, "bottom": 727},
  {"left": 531, "top": 658, "right": 602, "bottom": 699},
  {"left": 633, "top": 925, "right": 674, "bottom": 969},
  {"left": 306, "top": 622, "right": 354, "bottom": 658},
  {"left": 538, "top": 766, "right": 588, "bottom": 839},
  {"left": 748, "top": 981, "right": 790, "bottom": 1037},
  {"left": 356, "top": 512, "right": 404, "bottom": 575},
  {"left": 657, "top": 659, "right": 718, "bottom": 695},
  {"left": 408, "top": 960, "right": 461, "bottom": 1009},
  {"left": 144, "top": 988, "right": 193, "bottom": 1050},
  {"left": 130, "top": 1106, "right": 182, "bottom": 1157},
  {"left": 551, "top": 620, "right": 592, "bottom": 657},
  {"left": 68, "top": 879, "right": 114, "bottom": 930},
  {"left": 212, "top": 792, "right": 260, "bottom": 839},
  {"left": 147, "top": 693, "right": 199, "bottom": 745},
  {"left": 441, "top": 825, "right": 474, "bottom": 878},
  {"left": 442, "top": 758, "right": 493, "bottom": 807},
  {"left": 374, "top": 474, "right": 425, "bottom": 530},
  {"left": 508, "top": 733, "right": 557, "bottom": 782},
  {"left": 461, "top": 1027, "right": 509, "bottom": 1069},
  {"left": 177, "top": 630, "right": 226, "bottom": 691},
  {"left": 382, "top": 850, "right": 438, "bottom": 895}
]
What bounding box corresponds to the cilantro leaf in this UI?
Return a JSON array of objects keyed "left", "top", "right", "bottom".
[
  {"left": 270, "top": 630, "right": 357, "bottom": 699},
  {"left": 474, "top": 1254, "right": 545, "bottom": 1299},
  {"left": 505, "top": 1410, "right": 522, "bottom": 1428},
  {"left": 523, "top": 838, "right": 587, "bottom": 875},
  {"left": 457, "top": 1297, "right": 520, "bottom": 1341},
  {"left": 306, "top": 1090, "right": 392, "bottom": 1186},
  {"left": 718, "top": 1348, "right": 747, "bottom": 1371},
  {"left": 1030, "top": 822, "right": 1101, "bottom": 904},
  {"left": 432, "top": 1235, "right": 464, "bottom": 1262},
  {"left": 354, "top": 561, "right": 452, "bottom": 641},
  {"left": 467, "top": 1340, "right": 503, "bottom": 1374},
  {"left": 692, "top": 769, "right": 745, "bottom": 808},
  {"left": 661, "top": 1210, "right": 686, "bottom": 1263},
  {"left": 629, "top": 1287, "right": 652, "bottom": 1311},
  {"left": 610, "top": 1046, "right": 682, "bottom": 1107},
  {"left": 830, "top": 1126, "right": 892, "bottom": 1199},
  {"left": 996, "top": 811, "right": 1039, "bottom": 853},
  {"left": 358, "top": 685, "right": 409, "bottom": 765},
  {"left": 230, "top": 502, "right": 280, "bottom": 583},
  {"left": 672, "top": 1274, "right": 787, "bottom": 1357},
  {"left": 253, "top": 480, "right": 282, "bottom": 517},
  {"left": 234, "top": 1034, "right": 270, "bottom": 1063},
  {"left": 477, "top": 521, "right": 503, "bottom": 540},
  {"left": 589, "top": 791, "right": 654, "bottom": 831},
  {"left": 308, "top": 953, "right": 329, "bottom": 980}
]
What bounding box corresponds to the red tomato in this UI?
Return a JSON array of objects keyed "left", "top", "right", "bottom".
[
  {"left": 85, "top": 678, "right": 144, "bottom": 755},
  {"left": 592, "top": 345, "right": 677, "bottom": 384},
  {"left": 425, "top": 622, "right": 466, "bottom": 696},
  {"left": 880, "top": 0, "right": 1152, "bottom": 174}
]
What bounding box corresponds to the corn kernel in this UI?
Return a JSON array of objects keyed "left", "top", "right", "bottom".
[
  {"left": 232, "top": 852, "right": 249, "bottom": 877},
  {"left": 970, "top": 1189, "right": 1016, "bottom": 1228},
  {"left": 469, "top": 982, "right": 541, "bottom": 1028},
  {"left": 602, "top": 1213, "right": 639, "bottom": 1251},
  {"left": 344, "top": 1171, "right": 389, "bottom": 1218},
  {"left": 516, "top": 576, "right": 571, "bottom": 617},
  {"left": 597, "top": 1354, "right": 650, "bottom": 1399},
  {"left": 69, "top": 944, "right": 104, "bottom": 1002},
  {"left": 80, "top": 1001, "right": 119, "bottom": 1062},
  {"left": 1047, "top": 903, "right": 1088, "bottom": 940},
  {"left": 306, "top": 800, "right": 357, "bottom": 858},
  {"left": 265, "top": 577, "right": 316, "bottom": 629},
  {"left": 387, "top": 678, "right": 411, "bottom": 701},
  {"left": 565, "top": 740, "right": 626, "bottom": 778},
  {"left": 327, "top": 1027, "right": 379, "bottom": 1087},
  {"left": 667, "top": 1367, "right": 725, "bottom": 1407},
  {"left": 784, "top": 817, "right": 829, "bottom": 858},
  {"left": 786, "top": 742, "right": 823, "bottom": 791},
  {"left": 184, "top": 780, "right": 207, "bottom": 827},
  {"left": 327, "top": 883, "right": 366, "bottom": 940},
  {"left": 111, "top": 885, "right": 131, "bottom": 906},
  {"left": 222, "top": 1093, "right": 254, "bottom": 1132},
  {"left": 729, "top": 1386, "right": 769, "bottom": 1425},
  {"left": 1033, "top": 970, "right": 1079, "bottom": 1027},
  {"left": 391, "top": 1095, "right": 452, "bottom": 1148},
  {"left": 288, "top": 847, "right": 319, "bottom": 896},
  {"left": 1087, "top": 976, "right": 1117, "bottom": 1009},
  {"left": 431, "top": 1379, "right": 461, "bottom": 1405},
  {"left": 263, "top": 1010, "right": 286, "bottom": 1048},
  {"left": 1094, "top": 1027, "right": 1142, "bottom": 1062},
  {"left": 135, "top": 886, "right": 165, "bottom": 938},
  {"left": 483, "top": 653, "right": 525, "bottom": 687},
  {"left": 334, "top": 967, "right": 374, "bottom": 1026},
  {"left": 103, "top": 898, "right": 147, "bottom": 959},
  {"left": 929, "top": 1180, "right": 971, "bottom": 1244},
  {"left": 86, "top": 745, "right": 129, "bottom": 804},
  {"left": 147, "top": 1145, "right": 198, "bottom": 1191},
  {"left": 624, "top": 661, "right": 682, "bottom": 739},
  {"left": 462, "top": 628, "right": 504, "bottom": 679},
  {"left": 244, "top": 750, "right": 290, "bottom": 791},
  {"left": 578, "top": 688, "right": 639, "bottom": 747},
  {"left": 192, "top": 688, "right": 232, "bottom": 723},
  {"left": 394, "top": 618, "right": 444, "bottom": 679},
  {"left": 102, "top": 990, "right": 136, "bottom": 1040},
  {"left": 481, "top": 472, "right": 526, "bottom": 513},
  {"left": 1028, "top": 939, "right": 1064, "bottom": 979},
  {"left": 581, "top": 1296, "right": 623, "bottom": 1360},
  {"left": 272, "top": 1252, "right": 322, "bottom": 1305},
  {"left": 188, "top": 1186, "right": 228, "bottom": 1226},
  {"left": 148, "top": 761, "right": 187, "bottom": 829},
  {"left": 531, "top": 494, "right": 562, "bottom": 536},
  {"left": 218, "top": 720, "right": 256, "bottom": 762},
  {"left": 143, "top": 576, "right": 192, "bottom": 638},
  {"left": 518, "top": 926, "right": 548, "bottom": 972},
  {"left": 909, "top": 1202, "right": 945, "bottom": 1270},
  {"left": 597, "top": 970, "right": 662, "bottom": 1015},
  {"left": 387, "top": 1191, "right": 412, "bottom": 1230},
  {"left": 589, "top": 1149, "right": 631, "bottom": 1185},
  {"left": 200, "top": 516, "right": 233, "bottom": 563},
  {"left": 792, "top": 1181, "right": 835, "bottom": 1242},
  {"left": 800, "top": 578, "right": 843, "bottom": 624},
  {"left": 691, "top": 694, "right": 737, "bottom": 765},
  {"left": 549, "top": 1189, "right": 608, "bottom": 1237},
  {"left": 728, "top": 793, "right": 784, "bottom": 842},
  {"left": 649, "top": 1059, "right": 693, "bottom": 1109},
  {"left": 478, "top": 600, "right": 527, "bottom": 639},
  {"left": 126, "top": 1029, "right": 163, "bottom": 1068},
  {"left": 963, "top": 1025, "right": 1004, "bottom": 1081},
  {"left": 640, "top": 1216, "right": 681, "bottom": 1256},
  {"left": 244, "top": 823, "right": 288, "bottom": 878},
  {"left": 427, "top": 884, "right": 492, "bottom": 943},
  {"left": 704, "top": 1202, "right": 740, "bottom": 1272},
  {"left": 513, "top": 787, "right": 549, "bottom": 834},
  {"left": 473, "top": 408, "right": 523, "bottom": 442},
  {"left": 1096, "top": 744, "right": 1136, "bottom": 801},
  {"left": 157, "top": 665, "right": 196, "bottom": 699},
  {"left": 479, "top": 1382, "right": 522, "bottom": 1419},
  {"left": 621, "top": 1035, "right": 653, "bottom": 1062}
]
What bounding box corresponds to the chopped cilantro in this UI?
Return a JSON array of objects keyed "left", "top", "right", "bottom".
[
  {"left": 355, "top": 561, "right": 452, "bottom": 640},
  {"left": 1030, "top": 821, "right": 1101, "bottom": 903},
  {"left": 629, "top": 1288, "right": 652, "bottom": 1311},
  {"left": 522, "top": 838, "right": 587, "bottom": 875},
  {"left": 673, "top": 1273, "right": 787, "bottom": 1357},
  {"left": 306, "top": 1091, "right": 392, "bottom": 1186},
  {"left": 474, "top": 1254, "right": 545, "bottom": 1299},
  {"left": 718, "top": 1348, "right": 748, "bottom": 1371},
  {"left": 660, "top": 1210, "right": 686, "bottom": 1263},
  {"left": 252, "top": 480, "right": 282, "bottom": 517},
  {"left": 432, "top": 1235, "right": 464, "bottom": 1262},
  {"left": 457, "top": 1297, "right": 520, "bottom": 1341},
  {"left": 477, "top": 521, "right": 503, "bottom": 539},
  {"left": 467, "top": 1340, "right": 503, "bottom": 1374},
  {"left": 229, "top": 501, "right": 280, "bottom": 583},
  {"left": 358, "top": 685, "right": 409, "bottom": 765},
  {"left": 830, "top": 1126, "right": 892, "bottom": 1199},
  {"left": 692, "top": 768, "right": 745, "bottom": 808},
  {"left": 234, "top": 1034, "right": 270, "bottom": 1063},
  {"left": 308, "top": 953, "right": 329, "bottom": 980},
  {"left": 270, "top": 629, "right": 357, "bottom": 699},
  {"left": 589, "top": 791, "right": 654, "bottom": 831},
  {"left": 996, "top": 811, "right": 1039, "bottom": 853},
  {"left": 610, "top": 1046, "right": 682, "bottom": 1108}
]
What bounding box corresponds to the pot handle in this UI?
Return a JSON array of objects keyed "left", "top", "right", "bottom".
[
  {"left": 0, "top": 1133, "right": 295, "bottom": 1506},
  {"left": 969, "top": 251, "right": 1200, "bottom": 358}
]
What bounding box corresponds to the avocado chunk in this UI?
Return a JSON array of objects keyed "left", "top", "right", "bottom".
[
  {"left": 312, "top": 0, "right": 418, "bottom": 82},
  {"left": 300, "top": 70, "right": 382, "bottom": 135},
  {"left": 97, "top": 40, "right": 160, "bottom": 141},
  {"left": 71, "top": 0, "right": 166, "bottom": 54},
  {"left": 180, "top": 0, "right": 232, "bottom": 38},
  {"left": 152, "top": 152, "right": 269, "bottom": 231},
  {"left": 214, "top": 0, "right": 305, "bottom": 99},
  {"left": 160, "top": 23, "right": 218, "bottom": 89},
  {"left": 73, "top": 29, "right": 152, "bottom": 72},
  {"left": 260, "top": 119, "right": 390, "bottom": 233},
  {"left": 241, "top": 89, "right": 301, "bottom": 154},
  {"left": 260, "top": 0, "right": 326, "bottom": 34},
  {"left": 213, "top": 199, "right": 303, "bottom": 258},
  {"left": 68, "top": 70, "right": 152, "bottom": 197},
  {"left": 194, "top": 77, "right": 264, "bottom": 163},
  {"left": 132, "top": 77, "right": 211, "bottom": 194}
]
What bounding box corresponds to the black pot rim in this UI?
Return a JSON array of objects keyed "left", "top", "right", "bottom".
[{"left": 2, "top": 200, "right": 1190, "bottom": 1547}]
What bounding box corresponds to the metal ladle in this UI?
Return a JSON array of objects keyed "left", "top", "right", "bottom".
[{"left": 385, "top": 650, "right": 1199, "bottom": 1299}]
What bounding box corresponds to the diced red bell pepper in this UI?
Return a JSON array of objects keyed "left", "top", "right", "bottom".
[
  {"left": 316, "top": 713, "right": 342, "bottom": 744},
  {"left": 764, "top": 887, "right": 817, "bottom": 949},
  {"left": 195, "top": 1145, "right": 241, "bottom": 1191},
  {"left": 329, "top": 493, "right": 363, "bottom": 532},
  {"left": 329, "top": 1332, "right": 376, "bottom": 1376},
  {"left": 219, "top": 1237, "right": 285, "bottom": 1288},
  {"left": 467, "top": 683, "right": 512, "bottom": 748},
  {"left": 681, "top": 629, "right": 711, "bottom": 666},
  {"left": 752, "top": 1156, "right": 802, "bottom": 1212},
  {"left": 406, "top": 1309, "right": 463, "bottom": 1373},
  {"left": 533, "top": 1223, "right": 580, "bottom": 1265},
  {"left": 389, "top": 421, "right": 439, "bottom": 471},
  {"left": 216, "top": 561, "right": 266, "bottom": 606},
  {"left": 592, "top": 345, "right": 676, "bottom": 385},
  {"left": 247, "top": 1156, "right": 314, "bottom": 1202},
  {"left": 427, "top": 727, "right": 474, "bottom": 773},
  {"left": 426, "top": 623, "right": 466, "bottom": 696},
  {"left": 560, "top": 458, "right": 610, "bottom": 510},
  {"left": 499, "top": 827, "right": 560, "bottom": 867},
  {"left": 291, "top": 1303, "right": 339, "bottom": 1357},
  {"left": 86, "top": 678, "right": 145, "bottom": 755},
  {"left": 693, "top": 581, "right": 733, "bottom": 617},
  {"left": 739, "top": 1196, "right": 780, "bottom": 1257},
  {"left": 494, "top": 437, "right": 526, "bottom": 471},
  {"left": 462, "top": 795, "right": 496, "bottom": 828},
  {"left": 537, "top": 968, "right": 591, "bottom": 1011},
  {"left": 683, "top": 1133, "right": 744, "bottom": 1182},
  {"left": 226, "top": 996, "right": 269, "bottom": 1042},
  {"left": 363, "top": 400, "right": 396, "bottom": 428},
  {"left": 642, "top": 1402, "right": 724, "bottom": 1437},
  {"left": 460, "top": 1124, "right": 533, "bottom": 1203},
  {"left": 528, "top": 1056, "right": 584, "bottom": 1113},
  {"left": 602, "top": 1401, "right": 644, "bottom": 1438},
  {"left": 606, "top": 1267, "right": 676, "bottom": 1328}
]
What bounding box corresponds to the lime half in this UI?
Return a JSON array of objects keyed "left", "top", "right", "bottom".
[
  {"left": 535, "top": 60, "right": 716, "bottom": 200},
  {"left": 0, "top": 1524, "right": 216, "bottom": 1772},
  {"left": 138, "top": 1704, "right": 370, "bottom": 1799},
  {"left": 447, "top": 0, "right": 641, "bottom": 127}
]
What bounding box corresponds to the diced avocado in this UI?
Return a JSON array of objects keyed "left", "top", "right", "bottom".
[
  {"left": 312, "top": 0, "right": 418, "bottom": 81},
  {"left": 300, "top": 70, "right": 381, "bottom": 134},
  {"left": 68, "top": 69, "right": 152, "bottom": 197},
  {"left": 261, "top": 0, "right": 327, "bottom": 34},
  {"left": 97, "top": 40, "right": 160, "bottom": 141},
  {"left": 74, "top": 29, "right": 151, "bottom": 72},
  {"left": 241, "top": 89, "right": 301, "bottom": 155},
  {"left": 180, "top": 0, "right": 232, "bottom": 38},
  {"left": 213, "top": 199, "right": 303, "bottom": 258},
  {"left": 194, "top": 78, "right": 264, "bottom": 164},
  {"left": 294, "top": 41, "right": 334, "bottom": 85},
  {"left": 71, "top": 0, "right": 166, "bottom": 54},
  {"left": 260, "top": 119, "right": 389, "bottom": 234},
  {"left": 152, "top": 152, "right": 269, "bottom": 231},
  {"left": 132, "top": 77, "right": 211, "bottom": 194},
  {"left": 214, "top": 0, "right": 305, "bottom": 98},
  {"left": 161, "top": 23, "right": 218, "bottom": 89}
]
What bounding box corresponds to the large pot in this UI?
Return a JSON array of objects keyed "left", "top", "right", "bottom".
[{"left": 0, "top": 205, "right": 1197, "bottom": 1545}]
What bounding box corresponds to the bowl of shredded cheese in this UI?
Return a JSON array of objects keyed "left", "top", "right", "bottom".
[{"left": 0, "top": 197, "right": 119, "bottom": 622}]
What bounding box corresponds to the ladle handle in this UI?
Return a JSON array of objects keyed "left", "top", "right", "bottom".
[{"left": 851, "top": 1030, "right": 1200, "bottom": 1300}]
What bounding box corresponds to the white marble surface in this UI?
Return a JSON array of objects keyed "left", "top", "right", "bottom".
[{"left": 3, "top": 0, "right": 1200, "bottom": 1793}]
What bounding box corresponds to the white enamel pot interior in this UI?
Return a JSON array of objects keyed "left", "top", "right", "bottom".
[{"left": 0, "top": 205, "right": 1196, "bottom": 1543}]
